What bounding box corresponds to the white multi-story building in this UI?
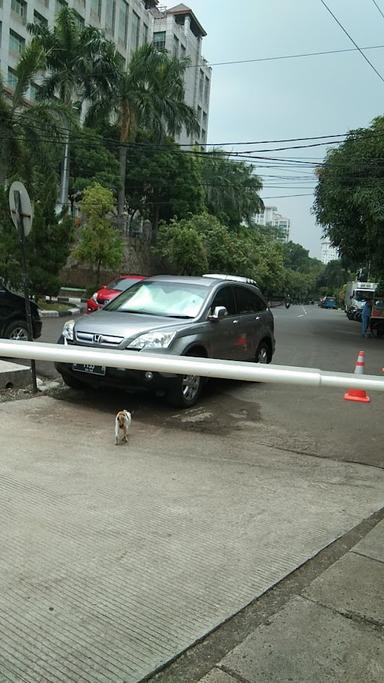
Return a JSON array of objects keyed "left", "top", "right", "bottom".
[
  {"left": 254, "top": 205, "right": 290, "bottom": 241},
  {"left": 152, "top": 3, "right": 211, "bottom": 146},
  {"left": 320, "top": 240, "right": 338, "bottom": 264},
  {"left": 0, "top": 0, "right": 211, "bottom": 145}
]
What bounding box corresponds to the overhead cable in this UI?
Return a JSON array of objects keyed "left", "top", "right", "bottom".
[{"left": 320, "top": 0, "right": 384, "bottom": 84}]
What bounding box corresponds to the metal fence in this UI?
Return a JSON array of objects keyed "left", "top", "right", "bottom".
[{"left": 0, "top": 340, "right": 384, "bottom": 393}]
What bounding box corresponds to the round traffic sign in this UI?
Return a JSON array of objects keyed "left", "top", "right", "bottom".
[{"left": 9, "top": 181, "right": 34, "bottom": 237}]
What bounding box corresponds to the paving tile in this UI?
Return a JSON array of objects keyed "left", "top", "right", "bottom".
[
  {"left": 304, "top": 551, "right": 384, "bottom": 625},
  {"left": 220, "top": 597, "right": 384, "bottom": 682}
]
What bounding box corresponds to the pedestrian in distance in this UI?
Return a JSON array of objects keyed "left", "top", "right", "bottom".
[{"left": 361, "top": 298, "right": 372, "bottom": 338}]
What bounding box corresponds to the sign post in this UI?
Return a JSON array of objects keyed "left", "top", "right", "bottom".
[{"left": 9, "top": 182, "right": 38, "bottom": 394}]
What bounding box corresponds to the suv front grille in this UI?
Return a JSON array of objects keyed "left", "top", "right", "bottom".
[{"left": 75, "top": 331, "right": 124, "bottom": 346}]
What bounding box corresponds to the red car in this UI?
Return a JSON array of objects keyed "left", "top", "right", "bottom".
[{"left": 86, "top": 275, "right": 145, "bottom": 313}]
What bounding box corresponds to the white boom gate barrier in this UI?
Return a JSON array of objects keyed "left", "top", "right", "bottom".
[{"left": 1, "top": 340, "right": 384, "bottom": 393}]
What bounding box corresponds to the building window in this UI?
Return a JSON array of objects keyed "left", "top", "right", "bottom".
[
  {"left": 118, "top": 1, "right": 129, "bottom": 48},
  {"left": 8, "top": 68, "right": 18, "bottom": 89},
  {"left": 30, "top": 83, "right": 41, "bottom": 101},
  {"left": 143, "top": 24, "right": 149, "bottom": 44},
  {"left": 90, "top": 0, "right": 102, "bottom": 19},
  {"left": 197, "top": 105, "right": 202, "bottom": 124},
  {"left": 173, "top": 35, "right": 179, "bottom": 58},
  {"left": 105, "top": 0, "right": 116, "bottom": 35},
  {"left": 11, "top": 0, "right": 27, "bottom": 24},
  {"left": 9, "top": 29, "right": 25, "bottom": 56},
  {"left": 199, "top": 69, "right": 204, "bottom": 99},
  {"left": 132, "top": 11, "right": 140, "bottom": 50},
  {"left": 33, "top": 10, "right": 48, "bottom": 26},
  {"left": 204, "top": 76, "right": 210, "bottom": 105},
  {"left": 153, "top": 31, "right": 166, "bottom": 51},
  {"left": 202, "top": 111, "right": 207, "bottom": 129},
  {"left": 180, "top": 43, "right": 186, "bottom": 60}
]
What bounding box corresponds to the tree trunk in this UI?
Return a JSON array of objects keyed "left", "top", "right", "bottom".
[
  {"left": 96, "top": 258, "right": 102, "bottom": 287},
  {"left": 59, "top": 129, "right": 70, "bottom": 211},
  {"left": 152, "top": 203, "right": 160, "bottom": 243},
  {"left": 118, "top": 144, "right": 128, "bottom": 220}
]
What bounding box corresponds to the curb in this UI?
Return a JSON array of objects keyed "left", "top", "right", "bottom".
[{"left": 39, "top": 306, "right": 83, "bottom": 319}]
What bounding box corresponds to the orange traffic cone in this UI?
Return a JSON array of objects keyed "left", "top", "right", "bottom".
[{"left": 344, "top": 351, "right": 371, "bottom": 403}]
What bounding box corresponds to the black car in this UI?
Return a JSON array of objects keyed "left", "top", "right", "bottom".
[
  {"left": 0, "top": 285, "right": 42, "bottom": 340},
  {"left": 56, "top": 274, "right": 275, "bottom": 408}
]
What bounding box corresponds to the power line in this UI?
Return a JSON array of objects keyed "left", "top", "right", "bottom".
[
  {"left": 320, "top": 0, "right": 384, "bottom": 85},
  {"left": 262, "top": 193, "right": 315, "bottom": 199},
  {"left": 186, "top": 43, "right": 384, "bottom": 69},
  {"left": 371, "top": 0, "right": 384, "bottom": 21}
]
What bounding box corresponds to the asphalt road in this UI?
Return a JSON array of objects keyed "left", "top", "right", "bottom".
[{"left": 35, "top": 305, "right": 384, "bottom": 469}]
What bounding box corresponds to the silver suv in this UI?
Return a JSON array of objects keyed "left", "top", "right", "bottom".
[{"left": 56, "top": 274, "right": 275, "bottom": 408}]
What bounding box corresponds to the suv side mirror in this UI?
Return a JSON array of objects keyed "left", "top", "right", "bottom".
[{"left": 208, "top": 306, "right": 228, "bottom": 322}]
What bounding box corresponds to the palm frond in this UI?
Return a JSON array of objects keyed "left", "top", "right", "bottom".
[{"left": 13, "top": 41, "right": 46, "bottom": 110}]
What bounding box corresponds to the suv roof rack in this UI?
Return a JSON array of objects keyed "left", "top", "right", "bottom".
[{"left": 203, "top": 274, "right": 258, "bottom": 286}]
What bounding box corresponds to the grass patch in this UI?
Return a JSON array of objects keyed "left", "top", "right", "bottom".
[{"left": 37, "top": 300, "right": 72, "bottom": 312}]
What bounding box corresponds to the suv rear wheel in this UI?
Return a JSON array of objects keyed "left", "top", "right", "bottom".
[
  {"left": 5, "top": 320, "right": 29, "bottom": 341},
  {"left": 255, "top": 340, "right": 271, "bottom": 364}
]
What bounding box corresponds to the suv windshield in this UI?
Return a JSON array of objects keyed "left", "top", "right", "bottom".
[{"left": 104, "top": 280, "right": 207, "bottom": 318}]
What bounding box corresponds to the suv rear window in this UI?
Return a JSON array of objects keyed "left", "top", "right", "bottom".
[{"left": 233, "top": 286, "right": 266, "bottom": 314}]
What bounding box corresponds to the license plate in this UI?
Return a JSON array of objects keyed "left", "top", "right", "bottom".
[{"left": 72, "top": 364, "right": 106, "bottom": 376}]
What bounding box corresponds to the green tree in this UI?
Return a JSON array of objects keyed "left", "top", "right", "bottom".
[
  {"left": 86, "top": 43, "right": 198, "bottom": 217},
  {"left": 155, "top": 213, "right": 285, "bottom": 296},
  {"left": 124, "top": 137, "right": 204, "bottom": 235},
  {"left": 69, "top": 127, "right": 120, "bottom": 196},
  {"left": 0, "top": 42, "right": 64, "bottom": 185},
  {"left": 314, "top": 116, "right": 384, "bottom": 278},
  {"left": 316, "top": 259, "right": 350, "bottom": 295},
  {"left": 0, "top": 178, "right": 73, "bottom": 297},
  {"left": 74, "top": 183, "right": 124, "bottom": 285},
  {"left": 200, "top": 150, "right": 264, "bottom": 229},
  {"left": 29, "top": 7, "right": 117, "bottom": 205}
]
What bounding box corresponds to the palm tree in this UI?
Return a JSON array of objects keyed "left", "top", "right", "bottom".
[
  {"left": 201, "top": 150, "right": 264, "bottom": 229},
  {"left": 86, "top": 43, "right": 199, "bottom": 218},
  {"left": 28, "top": 7, "right": 117, "bottom": 207},
  {"left": 0, "top": 41, "right": 65, "bottom": 185}
]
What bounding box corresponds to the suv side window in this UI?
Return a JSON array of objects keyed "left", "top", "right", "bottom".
[
  {"left": 210, "top": 286, "right": 236, "bottom": 316},
  {"left": 234, "top": 286, "right": 266, "bottom": 314}
]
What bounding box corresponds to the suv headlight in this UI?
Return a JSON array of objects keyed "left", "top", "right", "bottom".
[
  {"left": 62, "top": 319, "right": 75, "bottom": 341},
  {"left": 91, "top": 293, "right": 98, "bottom": 302},
  {"left": 129, "top": 331, "right": 176, "bottom": 350}
]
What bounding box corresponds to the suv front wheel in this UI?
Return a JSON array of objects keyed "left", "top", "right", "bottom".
[
  {"left": 5, "top": 320, "right": 29, "bottom": 341},
  {"left": 166, "top": 349, "right": 205, "bottom": 408}
]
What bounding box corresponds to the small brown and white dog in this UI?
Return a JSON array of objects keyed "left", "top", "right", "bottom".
[{"left": 115, "top": 410, "right": 132, "bottom": 446}]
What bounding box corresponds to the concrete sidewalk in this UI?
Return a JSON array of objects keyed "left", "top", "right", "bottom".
[
  {"left": 0, "top": 394, "right": 383, "bottom": 683},
  {"left": 198, "top": 520, "right": 384, "bottom": 683}
]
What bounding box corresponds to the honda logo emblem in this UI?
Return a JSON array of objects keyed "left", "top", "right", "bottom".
[{"left": 93, "top": 334, "right": 104, "bottom": 344}]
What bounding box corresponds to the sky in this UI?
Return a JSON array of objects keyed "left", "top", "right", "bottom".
[{"left": 182, "top": 0, "right": 384, "bottom": 257}]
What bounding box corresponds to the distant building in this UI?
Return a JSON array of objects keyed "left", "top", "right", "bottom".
[
  {"left": 152, "top": 3, "right": 211, "bottom": 146},
  {"left": 254, "top": 205, "right": 290, "bottom": 241},
  {"left": 321, "top": 240, "right": 338, "bottom": 264}
]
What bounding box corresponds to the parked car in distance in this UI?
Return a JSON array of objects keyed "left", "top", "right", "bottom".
[
  {"left": 0, "top": 285, "right": 42, "bottom": 340},
  {"left": 56, "top": 274, "right": 275, "bottom": 408},
  {"left": 320, "top": 296, "right": 337, "bottom": 309},
  {"left": 86, "top": 275, "right": 145, "bottom": 313}
]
